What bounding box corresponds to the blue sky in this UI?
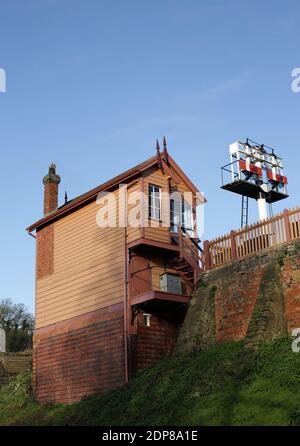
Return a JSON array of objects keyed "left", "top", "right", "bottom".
[{"left": 0, "top": 0, "right": 299, "bottom": 313}]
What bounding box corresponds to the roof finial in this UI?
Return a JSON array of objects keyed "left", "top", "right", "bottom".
[
  {"left": 162, "top": 136, "right": 168, "bottom": 161},
  {"left": 156, "top": 138, "right": 160, "bottom": 153},
  {"left": 163, "top": 136, "right": 167, "bottom": 150},
  {"left": 156, "top": 139, "right": 162, "bottom": 167},
  {"left": 64, "top": 190, "right": 68, "bottom": 205}
]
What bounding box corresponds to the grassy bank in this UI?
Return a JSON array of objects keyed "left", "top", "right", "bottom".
[{"left": 0, "top": 337, "right": 300, "bottom": 426}]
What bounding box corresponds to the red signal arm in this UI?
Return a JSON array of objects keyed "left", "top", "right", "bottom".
[
  {"left": 239, "top": 160, "right": 263, "bottom": 176},
  {"left": 266, "top": 170, "right": 288, "bottom": 184}
]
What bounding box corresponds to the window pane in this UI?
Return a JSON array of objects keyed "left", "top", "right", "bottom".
[
  {"left": 149, "top": 184, "right": 161, "bottom": 219},
  {"left": 170, "top": 198, "right": 182, "bottom": 232},
  {"left": 154, "top": 198, "right": 160, "bottom": 208},
  {"left": 182, "top": 201, "right": 193, "bottom": 236}
]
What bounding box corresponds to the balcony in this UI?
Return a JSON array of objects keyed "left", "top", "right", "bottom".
[
  {"left": 128, "top": 227, "right": 204, "bottom": 323},
  {"left": 131, "top": 290, "right": 190, "bottom": 324}
]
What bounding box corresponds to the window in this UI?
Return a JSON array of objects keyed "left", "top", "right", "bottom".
[
  {"left": 182, "top": 201, "right": 193, "bottom": 237},
  {"left": 170, "top": 198, "right": 181, "bottom": 232},
  {"left": 148, "top": 184, "right": 161, "bottom": 220},
  {"left": 170, "top": 197, "right": 194, "bottom": 236}
]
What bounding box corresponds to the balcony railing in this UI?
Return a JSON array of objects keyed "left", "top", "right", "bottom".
[
  {"left": 175, "top": 226, "right": 205, "bottom": 272},
  {"left": 203, "top": 207, "right": 300, "bottom": 269}
]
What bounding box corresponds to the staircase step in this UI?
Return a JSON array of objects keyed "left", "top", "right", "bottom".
[
  {"left": 182, "top": 271, "right": 194, "bottom": 277},
  {"left": 175, "top": 265, "right": 191, "bottom": 270}
]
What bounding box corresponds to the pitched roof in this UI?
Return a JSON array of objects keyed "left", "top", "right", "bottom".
[{"left": 26, "top": 151, "right": 205, "bottom": 233}]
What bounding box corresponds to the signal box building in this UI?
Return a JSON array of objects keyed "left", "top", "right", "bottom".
[{"left": 27, "top": 141, "right": 205, "bottom": 404}]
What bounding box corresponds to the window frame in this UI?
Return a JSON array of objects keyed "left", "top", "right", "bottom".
[
  {"left": 170, "top": 197, "right": 181, "bottom": 233},
  {"left": 182, "top": 200, "right": 194, "bottom": 237},
  {"left": 170, "top": 196, "right": 194, "bottom": 236},
  {"left": 148, "top": 184, "right": 162, "bottom": 221}
]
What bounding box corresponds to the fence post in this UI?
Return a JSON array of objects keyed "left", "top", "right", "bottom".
[
  {"left": 230, "top": 230, "right": 237, "bottom": 260},
  {"left": 203, "top": 240, "right": 212, "bottom": 270},
  {"left": 284, "top": 209, "right": 292, "bottom": 241}
]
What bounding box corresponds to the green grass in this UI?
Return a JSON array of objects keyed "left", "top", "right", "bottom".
[{"left": 1, "top": 337, "right": 300, "bottom": 426}]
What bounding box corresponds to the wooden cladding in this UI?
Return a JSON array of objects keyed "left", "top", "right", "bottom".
[
  {"left": 126, "top": 181, "right": 142, "bottom": 244},
  {"left": 36, "top": 197, "right": 125, "bottom": 329},
  {"left": 205, "top": 207, "right": 300, "bottom": 269},
  {"left": 142, "top": 166, "right": 170, "bottom": 244},
  {"left": 35, "top": 164, "right": 198, "bottom": 329}
]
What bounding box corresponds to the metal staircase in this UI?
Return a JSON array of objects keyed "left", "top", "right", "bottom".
[{"left": 170, "top": 227, "right": 204, "bottom": 288}]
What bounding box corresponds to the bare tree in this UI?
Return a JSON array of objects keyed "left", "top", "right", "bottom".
[{"left": 0, "top": 299, "right": 34, "bottom": 352}]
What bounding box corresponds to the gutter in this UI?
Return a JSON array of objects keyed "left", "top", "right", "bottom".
[{"left": 27, "top": 229, "right": 36, "bottom": 239}]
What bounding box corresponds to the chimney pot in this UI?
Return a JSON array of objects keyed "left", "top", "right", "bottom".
[{"left": 43, "top": 163, "right": 61, "bottom": 215}]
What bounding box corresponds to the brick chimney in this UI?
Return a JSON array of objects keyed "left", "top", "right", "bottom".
[{"left": 43, "top": 163, "right": 61, "bottom": 216}]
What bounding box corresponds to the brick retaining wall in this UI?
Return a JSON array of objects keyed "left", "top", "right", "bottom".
[{"left": 177, "top": 240, "right": 300, "bottom": 353}]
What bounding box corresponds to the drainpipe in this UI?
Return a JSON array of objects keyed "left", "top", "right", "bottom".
[
  {"left": 26, "top": 227, "right": 37, "bottom": 395},
  {"left": 123, "top": 226, "right": 129, "bottom": 383}
]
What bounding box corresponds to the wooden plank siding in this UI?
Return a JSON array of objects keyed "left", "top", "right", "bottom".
[
  {"left": 127, "top": 181, "right": 142, "bottom": 244},
  {"left": 36, "top": 191, "right": 125, "bottom": 329},
  {"left": 142, "top": 166, "right": 171, "bottom": 244},
  {"left": 35, "top": 164, "right": 198, "bottom": 329}
]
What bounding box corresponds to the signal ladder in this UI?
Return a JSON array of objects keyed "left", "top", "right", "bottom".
[{"left": 241, "top": 196, "right": 249, "bottom": 228}]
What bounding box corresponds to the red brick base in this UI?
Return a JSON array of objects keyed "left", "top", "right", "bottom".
[
  {"left": 131, "top": 313, "right": 179, "bottom": 375},
  {"left": 33, "top": 304, "right": 125, "bottom": 404}
]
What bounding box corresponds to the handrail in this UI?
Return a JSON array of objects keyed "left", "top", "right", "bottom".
[
  {"left": 181, "top": 226, "right": 204, "bottom": 253},
  {"left": 176, "top": 226, "right": 205, "bottom": 272}
]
